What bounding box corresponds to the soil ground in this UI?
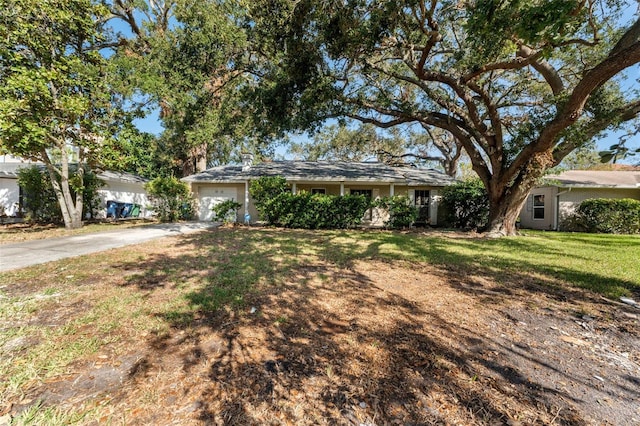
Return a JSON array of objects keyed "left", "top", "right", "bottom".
[{"left": 1, "top": 227, "right": 639, "bottom": 425}]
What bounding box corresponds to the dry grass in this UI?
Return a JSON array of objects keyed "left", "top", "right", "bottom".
[
  {"left": 0, "top": 227, "right": 638, "bottom": 425},
  {"left": 0, "top": 220, "right": 158, "bottom": 245}
]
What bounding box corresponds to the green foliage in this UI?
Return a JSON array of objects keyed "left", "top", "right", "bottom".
[
  {"left": 266, "top": 192, "right": 370, "bottom": 229},
  {"left": 249, "top": 176, "right": 290, "bottom": 223},
  {"left": 599, "top": 143, "right": 640, "bottom": 164},
  {"left": 17, "top": 167, "right": 59, "bottom": 223},
  {"left": 0, "top": 0, "right": 129, "bottom": 228},
  {"left": 211, "top": 199, "right": 242, "bottom": 223},
  {"left": 108, "top": 0, "right": 272, "bottom": 175},
  {"left": 570, "top": 198, "right": 640, "bottom": 234},
  {"left": 250, "top": 177, "right": 370, "bottom": 228},
  {"left": 440, "top": 179, "right": 489, "bottom": 229},
  {"left": 17, "top": 166, "right": 104, "bottom": 223},
  {"left": 374, "top": 196, "right": 418, "bottom": 229},
  {"left": 465, "top": 0, "right": 584, "bottom": 61},
  {"left": 145, "top": 177, "right": 194, "bottom": 222}
]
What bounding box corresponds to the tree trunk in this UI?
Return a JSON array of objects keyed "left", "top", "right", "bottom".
[
  {"left": 485, "top": 193, "right": 528, "bottom": 237},
  {"left": 484, "top": 174, "right": 540, "bottom": 238},
  {"left": 43, "top": 152, "right": 83, "bottom": 229}
]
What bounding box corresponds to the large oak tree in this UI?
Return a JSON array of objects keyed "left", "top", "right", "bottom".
[
  {"left": 251, "top": 0, "right": 640, "bottom": 236},
  {"left": 107, "top": 0, "right": 273, "bottom": 176}
]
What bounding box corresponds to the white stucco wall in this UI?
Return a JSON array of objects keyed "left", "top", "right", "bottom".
[
  {"left": 96, "top": 181, "right": 151, "bottom": 218},
  {"left": 0, "top": 178, "right": 20, "bottom": 217}
]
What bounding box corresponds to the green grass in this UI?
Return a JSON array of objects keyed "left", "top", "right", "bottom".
[{"left": 333, "top": 229, "right": 639, "bottom": 297}]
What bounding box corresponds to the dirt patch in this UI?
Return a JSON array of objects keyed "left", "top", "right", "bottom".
[{"left": 1, "top": 230, "right": 639, "bottom": 425}]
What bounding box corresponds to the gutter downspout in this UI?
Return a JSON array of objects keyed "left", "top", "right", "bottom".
[{"left": 554, "top": 187, "right": 571, "bottom": 231}]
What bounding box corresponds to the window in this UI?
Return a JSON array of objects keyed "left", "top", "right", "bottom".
[
  {"left": 311, "top": 188, "right": 326, "bottom": 195},
  {"left": 350, "top": 189, "right": 372, "bottom": 198},
  {"left": 414, "top": 189, "right": 430, "bottom": 224},
  {"left": 533, "top": 194, "right": 545, "bottom": 220}
]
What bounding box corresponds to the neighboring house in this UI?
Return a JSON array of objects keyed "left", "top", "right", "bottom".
[
  {"left": 182, "top": 156, "right": 456, "bottom": 225},
  {"left": 93, "top": 171, "right": 152, "bottom": 219},
  {"left": 0, "top": 162, "right": 24, "bottom": 217},
  {"left": 520, "top": 170, "right": 640, "bottom": 231},
  {"left": 0, "top": 161, "right": 151, "bottom": 219}
]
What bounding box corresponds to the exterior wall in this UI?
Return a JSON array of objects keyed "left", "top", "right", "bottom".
[
  {"left": 97, "top": 181, "right": 151, "bottom": 218},
  {"left": 191, "top": 181, "right": 447, "bottom": 226},
  {"left": 0, "top": 178, "right": 20, "bottom": 217},
  {"left": 557, "top": 187, "right": 640, "bottom": 230},
  {"left": 520, "top": 187, "right": 557, "bottom": 230},
  {"left": 520, "top": 186, "right": 640, "bottom": 231}
]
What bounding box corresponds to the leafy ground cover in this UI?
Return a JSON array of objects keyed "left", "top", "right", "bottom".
[{"left": 0, "top": 228, "right": 639, "bottom": 425}]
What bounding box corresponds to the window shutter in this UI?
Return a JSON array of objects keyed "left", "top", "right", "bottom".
[{"left": 408, "top": 189, "right": 415, "bottom": 203}]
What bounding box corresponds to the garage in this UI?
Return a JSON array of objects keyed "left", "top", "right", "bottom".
[{"left": 197, "top": 186, "right": 239, "bottom": 221}]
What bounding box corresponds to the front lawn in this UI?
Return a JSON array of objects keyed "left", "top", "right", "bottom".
[{"left": 0, "top": 228, "right": 638, "bottom": 425}]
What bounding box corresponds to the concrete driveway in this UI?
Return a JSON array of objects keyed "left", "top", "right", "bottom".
[{"left": 0, "top": 222, "right": 216, "bottom": 272}]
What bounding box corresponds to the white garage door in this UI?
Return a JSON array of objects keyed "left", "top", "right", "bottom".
[{"left": 198, "top": 187, "right": 238, "bottom": 221}]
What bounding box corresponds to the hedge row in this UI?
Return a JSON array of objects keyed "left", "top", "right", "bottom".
[
  {"left": 260, "top": 191, "right": 370, "bottom": 229},
  {"left": 571, "top": 198, "right": 640, "bottom": 234}
]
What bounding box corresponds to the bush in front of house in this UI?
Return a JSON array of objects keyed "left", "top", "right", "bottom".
[
  {"left": 211, "top": 199, "right": 242, "bottom": 223},
  {"left": 264, "top": 191, "right": 370, "bottom": 229},
  {"left": 145, "top": 176, "right": 194, "bottom": 222},
  {"left": 440, "top": 178, "right": 489, "bottom": 229},
  {"left": 250, "top": 176, "right": 370, "bottom": 229},
  {"left": 17, "top": 165, "right": 103, "bottom": 223},
  {"left": 374, "top": 195, "right": 418, "bottom": 229},
  {"left": 570, "top": 198, "right": 640, "bottom": 234},
  {"left": 249, "top": 176, "right": 290, "bottom": 224}
]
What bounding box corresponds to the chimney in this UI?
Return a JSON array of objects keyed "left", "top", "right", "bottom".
[{"left": 241, "top": 153, "right": 254, "bottom": 172}]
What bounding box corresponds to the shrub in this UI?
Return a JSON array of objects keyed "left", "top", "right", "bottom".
[
  {"left": 250, "top": 176, "right": 371, "bottom": 229},
  {"left": 145, "top": 176, "right": 194, "bottom": 222},
  {"left": 265, "top": 192, "right": 370, "bottom": 229},
  {"left": 211, "top": 199, "right": 242, "bottom": 223},
  {"left": 374, "top": 195, "right": 418, "bottom": 229},
  {"left": 440, "top": 179, "right": 489, "bottom": 229},
  {"left": 572, "top": 198, "right": 640, "bottom": 234},
  {"left": 17, "top": 165, "right": 103, "bottom": 223},
  {"left": 249, "top": 176, "right": 290, "bottom": 223}
]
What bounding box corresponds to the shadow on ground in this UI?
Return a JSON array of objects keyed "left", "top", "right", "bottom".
[{"left": 110, "top": 227, "right": 638, "bottom": 425}]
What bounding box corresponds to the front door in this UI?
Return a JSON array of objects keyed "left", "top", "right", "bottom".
[{"left": 414, "top": 189, "right": 430, "bottom": 225}]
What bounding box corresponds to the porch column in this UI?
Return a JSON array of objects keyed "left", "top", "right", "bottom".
[
  {"left": 292, "top": 182, "right": 297, "bottom": 194},
  {"left": 389, "top": 183, "right": 395, "bottom": 197},
  {"left": 340, "top": 182, "right": 344, "bottom": 196},
  {"left": 429, "top": 189, "right": 438, "bottom": 225},
  {"left": 243, "top": 180, "right": 251, "bottom": 224}
]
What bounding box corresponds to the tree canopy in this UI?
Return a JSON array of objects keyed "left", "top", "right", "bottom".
[
  {"left": 250, "top": 0, "right": 640, "bottom": 235},
  {"left": 107, "top": 0, "right": 277, "bottom": 176},
  {"left": 0, "top": 0, "right": 125, "bottom": 228}
]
